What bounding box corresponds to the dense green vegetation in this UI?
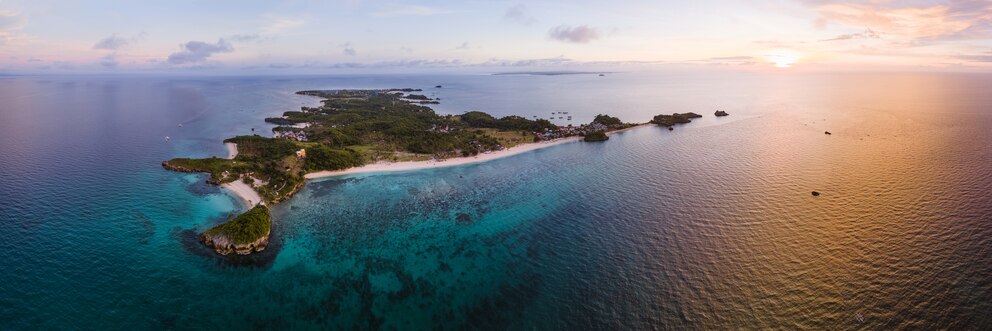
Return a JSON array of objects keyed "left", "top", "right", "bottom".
[
  {"left": 650, "top": 112, "right": 702, "bottom": 126},
  {"left": 162, "top": 157, "right": 242, "bottom": 184},
  {"left": 584, "top": 131, "right": 609, "bottom": 142},
  {"left": 592, "top": 114, "right": 623, "bottom": 128},
  {"left": 404, "top": 94, "right": 432, "bottom": 100},
  {"left": 459, "top": 111, "right": 556, "bottom": 132},
  {"left": 203, "top": 205, "right": 270, "bottom": 244},
  {"left": 165, "top": 89, "right": 563, "bottom": 204},
  {"left": 304, "top": 145, "right": 364, "bottom": 171},
  {"left": 224, "top": 135, "right": 298, "bottom": 161}
]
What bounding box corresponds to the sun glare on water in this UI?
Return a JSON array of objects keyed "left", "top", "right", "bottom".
[{"left": 766, "top": 50, "right": 800, "bottom": 68}]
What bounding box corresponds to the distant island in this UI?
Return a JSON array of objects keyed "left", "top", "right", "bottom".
[
  {"left": 492, "top": 71, "right": 612, "bottom": 76},
  {"left": 649, "top": 112, "right": 703, "bottom": 127},
  {"left": 164, "top": 88, "right": 642, "bottom": 255}
]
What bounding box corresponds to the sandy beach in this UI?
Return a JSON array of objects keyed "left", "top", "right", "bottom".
[
  {"left": 221, "top": 142, "right": 261, "bottom": 207},
  {"left": 221, "top": 181, "right": 262, "bottom": 207},
  {"left": 305, "top": 124, "right": 652, "bottom": 180},
  {"left": 220, "top": 124, "right": 651, "bottom": 204}
]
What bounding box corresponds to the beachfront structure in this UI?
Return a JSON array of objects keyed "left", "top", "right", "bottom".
[{"left": 273, "top": 129, "right": 308, "bottom": 142}]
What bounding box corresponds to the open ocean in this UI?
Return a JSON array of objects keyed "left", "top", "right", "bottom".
[{"left": 1, "top": 72, "right": 991, "bottom": 329}]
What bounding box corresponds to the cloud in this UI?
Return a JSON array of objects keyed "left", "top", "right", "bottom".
[
  {"left": 93, "top": 33, "right": 145, "bottom": 50},
  {"left": 269, "top": 62, "right": 292, "bottom": 69},
  {"left": 710, "top": 56, "right": 753, "bottom": 60},
  {"left": 479, "top": 56, "right": 574, "bottom": 67},
  {"left": 99, "top": 54, "right": 118, "bottom": 68},
  {"left": 820, "top": 27, "right": 880, "bottom": 41},
  {"left": 809, "top": 1, "right": 992, "bottom": 43},
  {"left": 0, "top": 11, "right": 27, "bottom": 44},
  {"left": 455, "top": 42, "right": 470, "bottom": 50},
  {"left": 261, "top": 19, "right": 305, "bottom": 34},
  {"left": 167, "top": 39, "right": 234, "bottom": 65},
  {"left": 373, "top": 5, "right": 454, "bottom": 17},
  {"left": 36, "top": 61, "right": 74, "bottom": 70},
  {"left": 228, "top": 34, "right": 263, "bottom": 42},
  {"left": 693, "top": 56, "right": 758, "bottom": 66},
  {"left": 503, "top": 4, "right": 537, "bottom": 26},
  {"left": 92, "top": 32, "right": 146, "bottom": 69},
  {"left": 340, "top": 42, "right": 357, "bottom": 56},
  {"left": 399, "top": 46, "right": 414, "bottom": 53},
  {"left": 548, "top": 25, "right": 600, "bottom": 43},
  {"left": 957, "top": 51, "right": 992, "bottom": 62},
  {"left": 94, "top": 35, "right": 129, "bottom": 50},
  {"left": 309, "top": 59, "right": 466, "bottom": 69},
  {"left": 0, "top": 11, "right": 25, "bottom": 30}
]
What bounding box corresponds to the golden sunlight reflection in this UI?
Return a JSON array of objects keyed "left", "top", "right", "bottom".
[{"left": 766, "top": 50, "right": 800, "bottom": 68}]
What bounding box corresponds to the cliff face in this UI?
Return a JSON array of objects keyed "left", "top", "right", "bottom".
[
  {"left": 161, "top": 160, "right": 222, "bottom": 184},
  {"left": 199, "top": 205, "right": 272, "bottom": 255},
  {"left": 200, "top": 230, "right": 270, "bottom": 255}
]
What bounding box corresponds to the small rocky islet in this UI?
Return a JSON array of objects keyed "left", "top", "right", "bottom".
[{"left": 200, "top": 205, "right": 271, "bottom": 255}]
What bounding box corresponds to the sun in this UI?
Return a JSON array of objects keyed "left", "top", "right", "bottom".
[{"left": 766, "top": 50, "right": 800, "bottom": 68}]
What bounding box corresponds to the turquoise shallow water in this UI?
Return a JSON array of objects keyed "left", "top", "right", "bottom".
[{"left": 1, "top": 73, "right": 991, "bottom": 329}]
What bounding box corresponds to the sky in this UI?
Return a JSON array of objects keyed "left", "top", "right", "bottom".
[{"left": 1, "top": 0, "right": 991, "bottom": 74}]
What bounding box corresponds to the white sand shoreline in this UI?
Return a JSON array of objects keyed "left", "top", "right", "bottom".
[
  {"left": 221, "top": 142, "right": 261, "bottom": 207},
  {"left": 221, "top": 181, "right": 262, "bottom": 207},
  {"left": 220, "top": 124, "right": 651, "bottom": 206},
  {"left": 305, "top": 123, "right": 652, "bottom": 180}
]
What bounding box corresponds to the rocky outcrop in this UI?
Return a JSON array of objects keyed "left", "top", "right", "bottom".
[
  {"left": 583, "top": 131, "right": 609, "bottom": 142},
  {"left": 161, "top": 160, "right": 223, "bottom": 184},
  {"left": 715, "top": 110, "right": 729, "bottom": 117},
  {"left": 201, "top": 230, "right": 269, "bottom": 255},
  {"left": 200, "top": 205, "right": 271, "bottom": 255},
  {"left": 161, "top": 160, "right": 198, "bottom": 173},
  {"left": 650, "top": 112, "right": 702, "bottom": 127}
]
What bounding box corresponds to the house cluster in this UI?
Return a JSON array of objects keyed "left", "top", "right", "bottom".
[
  {"left": 273, "top": 130, "right": 308, "bottom": 142},
  {"left": 535, "top": 122, "right": 610, "bottom": 141},
  {"left": 431, "top": 124, "right": 452, "bottom": 133},
  {"left": 465, "top": 138, "right": 505, "bottom": 153}
]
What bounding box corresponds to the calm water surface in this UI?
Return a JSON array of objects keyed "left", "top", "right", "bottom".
[{"left": 1, "top": 72, "right": 991, "bottom": 329}]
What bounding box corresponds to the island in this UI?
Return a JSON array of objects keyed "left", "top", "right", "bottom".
[
  {"left": 649, "top": 112, "right": 702, "bottom": 127},
  {"left": 200, "top": 205, "right": 271, "bottom": 255},
  {"left": 164, "top": 88, "right": 640, "bottom": 254},
  {"left": 715, "top": 110, "right": 729, "bottom": 117},
  {"left": 584, "top": 131, "right": 608, "bottom": 142}
]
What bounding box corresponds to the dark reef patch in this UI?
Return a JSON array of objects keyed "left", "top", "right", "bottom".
[{"left": 456, "top": 212, "right": 473, "bottom": 225}]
